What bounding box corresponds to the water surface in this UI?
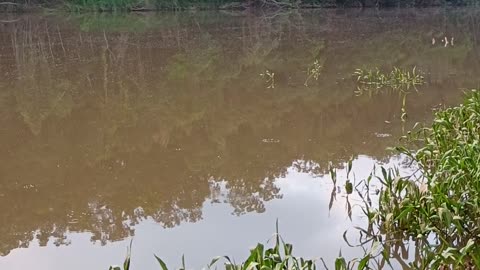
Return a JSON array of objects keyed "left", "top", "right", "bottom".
[{"left": 0, "top": 8, "right": 479, "bottom": 269}]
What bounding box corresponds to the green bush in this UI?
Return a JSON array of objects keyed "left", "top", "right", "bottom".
[{"left": 363, "top": 90, "right": 480, "bottom": 269}]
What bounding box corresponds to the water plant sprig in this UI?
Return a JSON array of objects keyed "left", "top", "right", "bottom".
[
  {"left": 304, "top": 60, "right": 322, "bottom": 87},
  {"left": 260, "top": 69, "right": 275, "bottom": 89},
  {"left": 353, "top": 66, "right": 424, "bottom": 94}
]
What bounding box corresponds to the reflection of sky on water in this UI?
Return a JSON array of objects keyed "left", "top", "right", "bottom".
[{"left": 0, "top": 155, "right": 405, "bottom": 270}]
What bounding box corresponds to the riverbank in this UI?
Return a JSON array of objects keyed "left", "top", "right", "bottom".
[{"left": 0, "top": 0, "right": 477, "bottom": 12}]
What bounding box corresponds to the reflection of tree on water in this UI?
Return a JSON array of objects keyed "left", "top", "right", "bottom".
[{"left": 1, "top": 8, "right": 480, "bottom": 256}]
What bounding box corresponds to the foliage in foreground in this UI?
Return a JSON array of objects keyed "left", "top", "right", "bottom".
[
  {"left": 356, "top": 90, "right": 480, "bottom": 269},
  {"left": 108, "top": 222, "right": 366, "bottom": 270}
]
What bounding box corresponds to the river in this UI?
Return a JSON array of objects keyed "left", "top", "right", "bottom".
[{"left": 0, "top": 7, "right": 478, "bottom": 269}]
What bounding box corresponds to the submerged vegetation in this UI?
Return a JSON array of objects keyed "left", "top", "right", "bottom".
[
  {"left": 353, "top": 67, "right": 425, "bottom": 122},
  {"left": 260, "top": 69, "right": 276, "bottom": 89},
  {"left": 353, "top": 67, "right": 424, "bottom": 94},
  {"left": 304, "top": 60, "right": 322, "bottom": 87}
]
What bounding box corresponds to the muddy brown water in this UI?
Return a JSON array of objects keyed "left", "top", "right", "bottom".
[{"left": 0, "top": 7, "right": 479, "bottom": 269}]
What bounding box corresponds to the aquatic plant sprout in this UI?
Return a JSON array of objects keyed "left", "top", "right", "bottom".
[
  {"left": 353, "top": 67, "right": 424, "bottom": 122},
  {"left": 260, "top": 69, "right": 276, "bottom": 89},
  {"left": 304, "top": 60, "right": 322, "bottom": 86},
  {"left": 353, "top": 67, "right": 424, "bottom": 94}
]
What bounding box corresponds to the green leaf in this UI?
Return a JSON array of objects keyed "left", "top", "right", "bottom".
[
  {"left": 123, "top": 239, "right": 132, "bottom": 270},
  {"left": 335, "top": 256, "right": 347, "bottom": 270},
  {"left": 347, "top": 158, "right": 353, "bottom": 178},
  {"left": 181, "top": 254, "right": 186, "bottom": 270},
  {"left": 245, "top": 262, "right": 259, "bottom": 270},
  {"left": 345, "top": 181, "right": 353, "bottom": 195},
  {"left": 357, "top": 255, "right": 370, "bottom": 270},
  {"left": 207, "top": 256, "right": 222, "bottom": 269},
  {"left": 460, "top": 238, "right": 475, "bottom": 254},
  {"left": 284, "top": 243, "right": 293, "bottom": 256},
  {"left": 154, "top": 254, "right": 169, "bottom": 270}
]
